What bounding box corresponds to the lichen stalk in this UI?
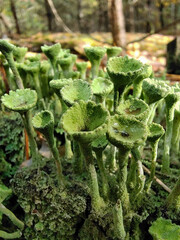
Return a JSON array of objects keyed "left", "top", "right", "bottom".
[
  {"left": 145, "top": 140, "right": 159, "bottom": 192},
  {"left": 0, "top": 203, "right": 24, "bottom": 229},
  {"left": 0, "top": 230, "right": 22, "bottom": 239},
  {"left": 22, "top": 111, "right": 40, "bottom": 164},
  {"left": 162, "top": 106, "right": 174, "bottom": 174},
  {"left": 166, "top": 175, "right": 180, "bottom": 212},
  {"left": 73, "top": 141, "right": 83, "bottom": 174},
  {"left": 5, "top": 52, "right": 24, "bottom": 89},
  {"left": 79, "top": 142, "right": 104, "bottom": 211},
  {"left": 94, "top": 150, "right": 109, "bottom": 200},
  {"left": 117, "top": 147, "right": 130, "bottom": 213},
  {"left": 113, "top": 200, "right": 126, "bottom": 240}
]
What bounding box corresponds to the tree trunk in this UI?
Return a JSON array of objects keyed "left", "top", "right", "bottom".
[
  {"left": 77, "top": 0, "right": 83, "bottom": 32},
  {"left": 159, "top": 3, "right": 164, "bottom": 28},
  {"left": 44, "top": 0, "right": 53, "bottom": 31},
  {"left": 10, "top": 0, "right": 21, "bottom": 34},
  {"left": 110, "top": 0, "right": 126, "bottom": 47},
  {"left": 146, "top": 0, "right": 151, "bottom": 32},
  {"left": 0, "top": 13, "right": 12, "bottom": 37}
]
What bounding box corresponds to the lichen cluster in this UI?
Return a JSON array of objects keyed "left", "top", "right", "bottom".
[{"left": 0, "top": 40, "right": 179, "bottom": 239}]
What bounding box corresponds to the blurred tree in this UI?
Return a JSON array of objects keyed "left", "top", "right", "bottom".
[
  {"left": 9, "top": 0, "right": 21, "bottom": 34},
  {"left": 44, "top": 0, "right": 53, "bottom": 31},
  {"left": 110, "top": 0, "right": 126, "bottom": 47}
]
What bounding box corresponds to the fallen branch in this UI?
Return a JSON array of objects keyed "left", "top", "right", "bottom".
[
  {"left": 47, "top": 0, "right": 72, "bottom": 33},
  {"left": 127, "top": 18, "right": 180, "bottom": 45},
  {"left": 142, "top": 165, "right": 172, "bottom": 193}
]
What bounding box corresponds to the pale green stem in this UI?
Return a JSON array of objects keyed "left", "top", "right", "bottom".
[
  {"left": 131, "top": 149, "right": 145, "bottom": 208},
  {"left": 106, "top": 145, "right": 117, "bottom": 172},
  {"left": 51, "top": 59, "right": 59, "bottom": 79},
  {"left": 95, "top": 150, "right": 109, "bottom": 200},
  {"left": 133, "top": 80, "right": 143, "bottom": 99},
  {"left": 166, "top": 175, "right": 180, "bottom": 212},
  {"left": 117, "top": 147, "right": 130, "bottom": 213},
  {"left": 0, "top": 203, "right": 24, "bottom": 229},
  {"left": 79, "top": 142, "right": 104, "bottom": 211},
  {"left": 0, "top": 230, "right": 22, "bottom": 239},
  {"left": 4, "top": 52, "right": 24, "bottom": 89},
  {"left": 145, "top": 140, "right": 159, "bottom": 192},
  {"left": 127, "top": 156, "right": 137, "bottom": 191},
  {"left": 22, "top": 111, "right": 40, "bottom": 165},
  {"left": 64, "top": 132, "right": 73, "bottom": 159},
  {"left": 171, "top": 112, "right": 180, "bottom": 156},
  {"left": 147, "top": 102, "right": 158, "bottom": 124},
  {"left": 33, "top": 72, "right": 43, "bottom": 99},
  {"left": 113, "top": 200, "right": 126, "bottom": 240},
  {"left": 73, "top": 141, "right": 83, "bottom": 174},
  {"left": 162, "top": 106, "right": 174, "bottom": 174},
  {"left": 91, "top": 62, "right": 100, "bottom": 79}
]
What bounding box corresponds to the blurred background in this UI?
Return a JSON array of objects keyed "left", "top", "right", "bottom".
[{"left": 1, "top": 0, "right": 180, "bottom": 76}]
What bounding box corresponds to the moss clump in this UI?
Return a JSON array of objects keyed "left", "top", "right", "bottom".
[{"left": 12, "top": 163, "right": 87, "bottom": 240}]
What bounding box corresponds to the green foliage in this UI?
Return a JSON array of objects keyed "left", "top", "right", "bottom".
[
  {"left": 12, "top": 162, "right": 87, "bottom": 240},
  {"left": 0, "top": 111, "right": 24, "bottom": 179}
]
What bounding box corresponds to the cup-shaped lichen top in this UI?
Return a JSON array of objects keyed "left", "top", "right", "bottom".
[
  {"left": 13, "top": 46, "right": 27, "bottom": 62},
  {"left": 107, "top": 56, "right": 144, "bottom": 89},
  {"left": 106, "top": 46, "right": 122, "bottom": 59},
  {"left": 0, "top": 184, "right": 12, "bottom": 203},
  {"left": 107, "top": 115, "right": 147, "bottom": 149},
  {"left": 91, "top": 77, "right": 113, "bottom": 97},
  {"left": 32, "top": 110, "right": 54, "bottom": 136},
  {"left": 148, "top": 123, "right": 165, "bottom": 143},
  {"left": 49, "top": 78, "right": 73, "bottom": 92},
  {"left": 76, "top": 62, "right": 88, "bottom": 72},
  {"left": 0, "top": 40, "right": 14, "bottom": 54},
  {"left": 84, "top": 46, "right": 106, "bottom": 64},
  {"left": 58, "top": 55, "right": 72, "bottom": 71},
  {"left": 149, "top": 217, "right": 180, "bottom": 240},
  {"left": 1, "top": 89, "right": 37, "bottom": 113},
  {"left": 135, "top": 64, "right": 152, "bottom": 82},
  {"left": 61, "top": 79, "right": 92, "bottom": 106},
  {"left": 117, "top": 98, "right": 149, "bottom": 121},
  {"left": 61, "top": 100, "right": 108, "bottom": 143},
  {"left": 92, "top": 135, "right": 108, "bottom": 151},
  {"left": 41, "top": 43, "right": 61, "bottom": 61},
  {"left": 142, "top": 78, "right": 170, "bottom": 104}
]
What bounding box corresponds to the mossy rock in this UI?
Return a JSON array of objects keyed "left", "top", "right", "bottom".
[
  {"left": 1, "top": 89, "right": 37, "bottom": 113},
  {"left": 149, "top": 217, "right": 180, "bottom": 240}
]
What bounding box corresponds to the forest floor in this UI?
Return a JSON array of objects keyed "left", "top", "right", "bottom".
[{"left": 11, "top": 32, "right": 175, "bottom": 79}]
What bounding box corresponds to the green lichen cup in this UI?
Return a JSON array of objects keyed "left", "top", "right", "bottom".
[
  {"left": 107, "top": 56, "right": 144, "bottom": 111},
  {"left": 62, "top": 100, "right": 108, "bottom": 143},
  {"left": 1, "top": 89, "right": 37, "bottom": 113},
  {"left": 116, "top": 98, "right": 149, "bottom": 121},
  {"left": 61, "top": 79, "right": 92, "bottom": 106},
  {"left": 149, "top": 217, "right": 180, "bottom": 240},
  {"left": 84, "top": 46, "right": 106, "bottom": 79},
  {"left": 107, "top": 114, "right": 147, "bottom": 149},
  {"left": 106, "top": 46, "right": 122, "bottom": 60}
]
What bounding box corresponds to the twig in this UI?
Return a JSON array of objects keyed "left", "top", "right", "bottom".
[
  {"left": 142, "top": 165, "right": 172, "bottom": 193},
  {"left": 127, "top": 18, "right": 180, "bottom": 45},
  {"left": 46, "top": 0, "right": 72, "bottom": 33}
]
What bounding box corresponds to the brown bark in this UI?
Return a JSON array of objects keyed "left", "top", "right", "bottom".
[
  {"left": 44, "top": 0, "right": 53, "bottom": 31},
  {"left": 10, "top": 0, "right": 21, "bottom": 34},
  {"left": 110, "top": 0, "right": 126, "bottom": 47}
]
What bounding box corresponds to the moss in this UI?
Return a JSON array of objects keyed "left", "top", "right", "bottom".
[{"left": 12, "top": 163, "right": 87, "bottom": 240}]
